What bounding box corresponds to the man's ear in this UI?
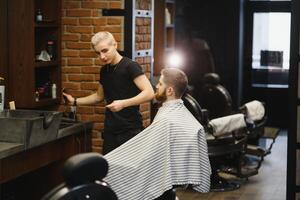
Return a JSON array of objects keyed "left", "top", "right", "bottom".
[
  {"left": 166, "top": 86, "right": 174, "bottom": 96},
  {"left": 114, "top": 41, "right": 118, "bottom": 49}
]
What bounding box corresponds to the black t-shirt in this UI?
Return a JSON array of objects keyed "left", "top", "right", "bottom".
[{"left": 100, "top": 57, "right": 144, "bottom": 134}]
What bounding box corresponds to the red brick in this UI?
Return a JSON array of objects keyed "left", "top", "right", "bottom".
[
  {"left": 95, "top": 107, "right": 105, "bottom": 114},
  {"left": 62, "top": 50, "right": 79, "bottom": 57},
  {"left": 94, "top": 26, "right": 122, "bottom": 33},
  {"left": 81, "top": 66, "right": 100, "bottom": 74},
  {"left": 113, "top": 33, "right": 122, "bottom": 42},
  {"left": 62, "top": 74, "right": 67, "bottom": 82},
  {"left": 82, "top": 2, "right": 108, "bottom": 9},
  {"left": 93, "top": 123, "right": 104, "bottom": 131},
  {"left": 66, "top": 42, "right": 91, "bottom": 49},
  {"left": 62, "top": 82, "right": 81, "bottom": 90},
  {"left": 67, "top": 26, "right": 93, "bottom": 34},
  {"left": 77, "top": 106, "right": 95, "bottom": 114},
  {"left": 92, "top": 131, "right": 101, "bottom": 139},
  {"left": 62, "top": 18, "right": 78, "bottom": 25},
  {"left": 95, "top": 74, "right": 100, "bottom": 81},
  {"left": 62, "top": 34, "right": 80, "bottom": 41},
  {"left": 92, "top": 146, "right": 102, "bottom": 154},
  {"left": 92, "top": 138, "right": 103, "bottom": 146},
  {"left": 69, "top": 74, "right": 95, "bottom": 81},
  {"left": 93, "top": 18, "right": 107, "bottom": 26},
  {"left": 92, "top": 10, "right": 100, "bottom": 17},
  {"left": 140, "top": 102, "right": 150, "bottom": 112},
  {"left": 81, "top": 114, "right": 105, "bottom": 123},
  {"left": 94, "top": 59, "right": 103, "bottom": 66},
  {"left": 68, "top": 58, "right": 93, "bottom": 66},
  {"left": 80, "top": 34, "right": 92, "bottom": 42},
  {"left": 62, "top": 66, "right": 81, "bottom": 73},
  {"left": 61, "top": 58, "right": 67, "bottom": 66},
  {"left": 66, "top": 9, "right": 92, "bottom": 17},
  {"left": 142, "top": 111, "right": 150, "bottom": 119},
  {"left": 136, "top": 18, "right": 143, "bottom": 26},
  {"left": 63, "top": 1, "right": 80, "bottom": 9},
  {"left": 143, "top": 119, "right": 151, "bottom": 127},
  {"left": 79, "top": 18, "right": 93, "bottom": 25},
  {"left": 109, "top": 2, "right": 122, "bottom": 9},
  {"left": 107, "top": 17, "right": 122, "bottom": 25},
  {"left": 70, "top": 90, "right": 93, "bottom": 98},
  {"left": 81, "top": 82, "right": 100, "bottom": 90},
  {"left": 80, "top": 50, "right": 97, "bottom": 58},
  {"left": 144, "top": 18, "right": 151, "bottom": 25}
]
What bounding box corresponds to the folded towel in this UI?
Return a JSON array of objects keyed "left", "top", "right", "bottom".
[
  {"left": 244, "top": 100, "right": 265, "bottom": 121},
  {"left": 209, "top": 113, "right": 246, "bottom": 137}
]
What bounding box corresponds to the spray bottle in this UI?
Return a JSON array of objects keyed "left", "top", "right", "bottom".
[{"left": 0, "top": 77, "right": 5, "bottom": 112}]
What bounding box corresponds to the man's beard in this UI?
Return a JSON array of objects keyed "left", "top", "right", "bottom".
[{"left": 155, "top": 89, "right": 167, "bottom": 103}]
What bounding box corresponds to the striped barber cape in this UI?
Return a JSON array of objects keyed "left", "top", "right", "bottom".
[{"left": 104, "top": 99, "right": 211, "bottom": 200}]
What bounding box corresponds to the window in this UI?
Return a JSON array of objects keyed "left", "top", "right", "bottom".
[{"left": 251, "top": 12, "right": 291, "bottom": 88}]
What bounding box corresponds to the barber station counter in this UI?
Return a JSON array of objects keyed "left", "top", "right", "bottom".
[{"left": 0, "top": 119, "right": 93, "bottom": 200}]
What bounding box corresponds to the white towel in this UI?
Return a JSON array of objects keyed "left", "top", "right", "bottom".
[
  {"left": 104, "top": 99, "right": 211, "bottom": 200},
  {"left": 209, "top": 113, "right": 246, "bottom": 137},
  {"left": 244, "top": 100, "right": 265, "bottom": 122}
]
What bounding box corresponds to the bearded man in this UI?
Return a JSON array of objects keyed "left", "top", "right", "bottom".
[{"left": 104, "top": 68, "right": 211, "bottom": 200}]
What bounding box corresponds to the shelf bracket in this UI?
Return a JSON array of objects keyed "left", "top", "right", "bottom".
[{"left": 102, "top": 9, "right": 126, "bottom": 16}]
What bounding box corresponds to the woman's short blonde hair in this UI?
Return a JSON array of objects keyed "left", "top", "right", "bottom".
[{"left": 91, "top": 31, "right": 116, "bottom": 47}]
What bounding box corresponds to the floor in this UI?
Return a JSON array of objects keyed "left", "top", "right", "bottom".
[{"left": 176, "top": 129, "right": 287, "bottom": 200}]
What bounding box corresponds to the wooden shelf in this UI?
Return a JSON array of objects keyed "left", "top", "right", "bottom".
[
  {"left": 35, "top": 60, "right": 58, "bottom": 68},
  {"left": 154, "top": 0, "right": 176, "bottom": 76},
  {"left": 35, "top": 23, "right": 58, "bottom": 28},
  {"left": 34, "top": 97, "right": 61, "bottom": 108},
  {"left": 7, "top": 0, "right": 61, "bottom": 108}
]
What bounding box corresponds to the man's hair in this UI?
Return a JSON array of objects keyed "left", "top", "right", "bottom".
[
  {"left": 161, "top": 68, "right": 188, "bottom": 98},
  {"left": 91, "top": 31, "right": 115, "bottom": 47}
]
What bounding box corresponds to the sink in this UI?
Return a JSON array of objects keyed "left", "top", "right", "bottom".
[{"left": 0, "top": 109, "right": 62, "bottom": 149}]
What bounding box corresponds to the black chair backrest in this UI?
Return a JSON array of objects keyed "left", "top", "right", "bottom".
[
  {"left": 41, "top": 153, "right": 118, "bottom": 200},
  {"left": 182, "top": 93, "right": 210, "bottom": 126},
  {"left": 198, "top": 73, "right": 232, "bottom": 119}
]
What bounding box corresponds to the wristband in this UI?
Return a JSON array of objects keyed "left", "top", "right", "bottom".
[{"left": 73, "top": 98, "right": 77, "bottom": 106}]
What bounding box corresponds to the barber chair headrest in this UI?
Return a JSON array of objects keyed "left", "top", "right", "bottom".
[
  {"left": 63, "top": 152, "right": 109, "bottom": 187},
  {"left": 240, "top": 100, "right": 265, "bottom": 122},
  {"left": 208, "top": 114, "right": 246, "bottom": 137},
  {"left": 199, "top": 84, "right": 232, "bottom": 118},
  {"left": 203, "top": 73, "right": 220, "bottom": 85},
  {"left": 182, "top": 93, "right": 204, "bottom": 124}
]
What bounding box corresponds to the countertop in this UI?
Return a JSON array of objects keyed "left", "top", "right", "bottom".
[{"left": 0, "top": 120, "right": 93, "bottom": 160}]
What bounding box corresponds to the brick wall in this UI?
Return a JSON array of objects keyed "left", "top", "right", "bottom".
[{"left": 61, "top": 0, "right": 153, "bottom": 153}]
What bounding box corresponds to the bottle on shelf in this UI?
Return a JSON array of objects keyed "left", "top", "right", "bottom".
[
  {"left": 52, "top": 83, "right": 57, "bottom": 99},
  {"left": 36, "top": 9, "right": 43, "bottom": 22},
  {"left": 165, "top": 8, "right": 171, "bottom": 25},
  {"left": 46, "top": 38, "right": 56, "bottom": 60}
]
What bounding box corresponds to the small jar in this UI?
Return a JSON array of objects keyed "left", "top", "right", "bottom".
[{"left": 36, "top": 9, "right": 43, "bottom": 22}]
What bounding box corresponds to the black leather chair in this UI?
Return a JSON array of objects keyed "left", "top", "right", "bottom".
[
  {"left": 196, "top": 73, "right": 277, "bottom": 174},
  {"left": 197, "top": 73, "right": 233, "bottom": 119},
  {"left": 41, "top": 152, "right": 118, "bottom": 200},
  {"left": 183, "top": 93, "right": 249, "bottom": 192}
]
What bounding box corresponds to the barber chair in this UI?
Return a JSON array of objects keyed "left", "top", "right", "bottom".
[
  {"left": 41, "top": 152, "right": 118, "bottom": 200},
  {"left": 240, "top": 100, "right": 278, "bottom": 157},
  {"left": 197, "top": 73, "right": 279, "bottom": 166},
  {"left": 183, "top": 93, "right": 252, "bottom": 192},
  {"left": 197, "top": 73, "right": 233, "bottom": 119}
]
